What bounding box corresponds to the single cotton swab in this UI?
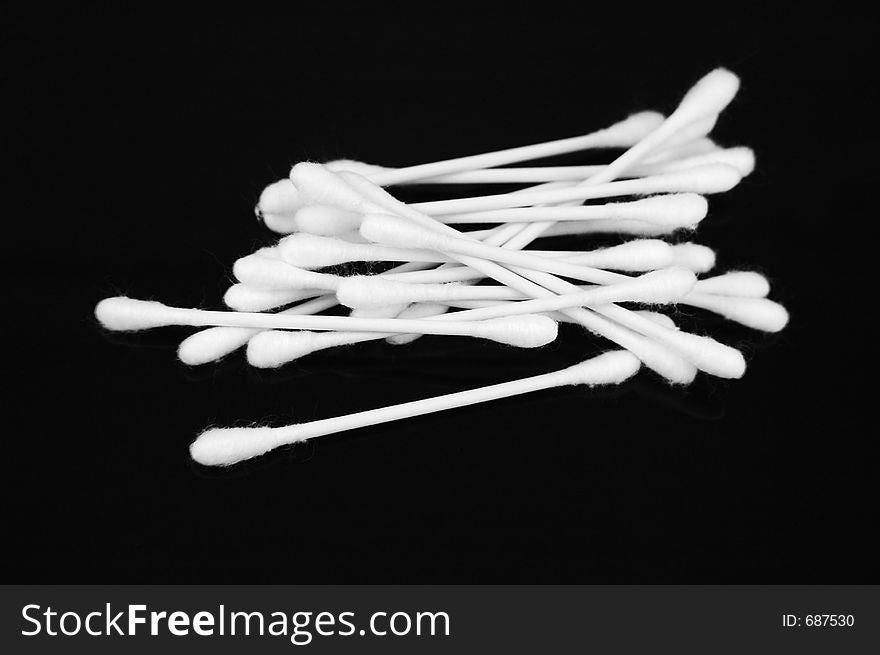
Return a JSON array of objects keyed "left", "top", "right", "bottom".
[
  {"left": 359, "top": 147, "right": 754, "bottom": 185},
  {"left": 405, "top": 165, "right": 741, "bottom": 216},
  {"left": 190, "top": 350, "right": 641, "bottom": 466},
  {"left": 277, "top": 233, "right": 677, "bottom": 273},
  {"left": 95, "top": 297, "right": 560, "bottom": 347}
]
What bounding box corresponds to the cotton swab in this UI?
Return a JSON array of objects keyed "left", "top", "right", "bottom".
[
  {"left": 334, "top": 147, "right": 755, "bottom": 185},
  {"left": 442, "top": 193, "right": 708, "bottom": 226},
  {"left": 95, "top": 297, "right": 560, "bottom": 348},
  {"left": 405, "top": 164, "right": 740, "bottom": 216},
  {"left": 289, "top": 192, "right": 707, "bottom": 236},
  {"left": 190, "top": 350, "right": 641, "bottom": 466},
  {"left": 277, "top": 233, "right": 676, "bottom": 273}
]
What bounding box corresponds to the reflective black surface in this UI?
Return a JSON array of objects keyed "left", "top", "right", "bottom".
[{"left": 4, "top": 8, "right": 874, "bottom": 582}]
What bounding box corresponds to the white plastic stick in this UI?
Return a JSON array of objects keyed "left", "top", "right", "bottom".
[
  {"left": 94, "top": 297, "right": 559, "bottom": 347},
  {"left": 190, "top": 350, "right": 641, "bottom": 466}
]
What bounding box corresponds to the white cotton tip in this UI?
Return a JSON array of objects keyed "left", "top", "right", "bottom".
[
  {"left": 674, "top": 68, "right": 741, "bottom": 124},
  {"left": 94, "top": 296, "right": 177, "bottom": 331},
  {"left": 257, "top": 179, "right": 303, "bottom": 217},
  {"left": 693, "top": 271, "right": 770, "bottom": 297},
  {"left": 557, "top": 350, "right": 642, "bottom": 386},
  {"left": 659, "top": 329, "right": 746, "bottom": 379},
  {"left": 572, "top": 239, "right": 674, "bottom": 271},
  {"left": 253, "top": 246, "right": 281, "bottom": 260},
  {"left": 609, "top": 193, "right": 708, "bottom": 227},
  {"left": 223, "top": 284, "right": 321, "bottom": 312},
  {"left": 658, "top": 163, "right": 742, "bottom": 194},
  {"left": 261, "top": 212, "right": 300, "bottom": 234},
  {"left": 629, "top": 338, "right": 697, "bottom": 385},
  {"left": 191, "top": 425, "right": 289, "bottom": 467},
  {"left": 233, "top": 255, "right": 337, "bottom": 291},
  {"left": 478, "top": 315, "right": 558, "bottom": 348},
  {"left": 325, "top": 159, "right": 389, "bottom": 176},
  {"left": 635, "top": 311, "right": 677, "bottom": 330},
  {"left": 178, "top": 327, "right": 253, "bottom": 365},
  {"left": 594, "top": 111, "right": 666, "bottom": 147},
  {"left": 349, "top": 304, "right": 409, "bottom": 319},
  {"left": 290, "top": 162, "right": 374, "bottom": 213},
  {"left": 247, "top": 330, "right": 359, "bottom": 368},
  {"left": 688, "top": 295, "right": 789, "bottom": 332},
  {"left": 359, "top": 213, "right": 442, "bottom": 250},
  {"left": 292, "top": 205, "right": 364, "bottom": 237},
  {"left": 671, "top": 243, "right": 716, "bottom": 273},
  {"left": 386, "top": 303, "right": 448, "bottom": 345},
  {"left": 616, "top": 267, "right": 697, "bottom": 304},
  {"left": 712, "top": 146, "right": 755, "bottom": 177}
]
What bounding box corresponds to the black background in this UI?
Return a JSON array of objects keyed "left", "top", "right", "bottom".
[{"left": 3, "top": 6, "right": 875, "bottom": 583}]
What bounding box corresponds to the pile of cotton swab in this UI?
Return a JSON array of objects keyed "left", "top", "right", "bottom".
[{"left": 95, "top": 68, "right": 788, "bottom": 467}]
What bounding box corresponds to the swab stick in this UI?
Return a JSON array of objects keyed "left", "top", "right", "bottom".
[
  {"left": 95, "top": 297, "right": 559, "bottom": 347},
  {"left": 442, "top": 193, "right": 708, "bottom": 226},
  {"left": 278, "top": 233, "right": 676, "bottom": 273},
  {"left": 355, "top": 112, "right": 665, "bottom": 187},
  {"left": 408, "top": 164, "right": 740, "bottom": 216},
  {"left": 190, "top": 350, "right": 641, "bottom": 466},
  {"left": 371, "top": 147, "right": 754, "bottom": 185},
  {"left": 336, "top": 266, "right": 693, "bottom": 310}
]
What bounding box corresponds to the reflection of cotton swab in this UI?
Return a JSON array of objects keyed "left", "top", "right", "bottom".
[
  {"left": 95, "top": 297, "right": 559, "bottom": 347},
  {"left": 190, "top": 350, "right": 641, "bottom": 466}
]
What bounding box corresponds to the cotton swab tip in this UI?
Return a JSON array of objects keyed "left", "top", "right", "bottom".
[
  {"left": 675, "top": 68, "right": 741, "bottom": 123},
  {"left": 95, "top": 296, "right": 175, "bottom": 331},
  {"left": 480, "top": 314, "right": 559, "bottom": 348},
  {"left": 292, "top": 205, "right": 364, "bottom": 237},
  {"left": 191, "top": 425, "right": 288, "bottom": 467},
  {"left": 257, "top": 179, "right": 303, "bottom": 216},
  {"left": 178, "top": 327, "right": 251, "bottom": 366},
  {"left": 290, "top": 163, "right": 373, "bottom": 213},
  {"left": 671, "top": 243, "right": 716, "bottom": 273},
  {"left": 558, "top": 350, "right": 641, "bottom": 386}
]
